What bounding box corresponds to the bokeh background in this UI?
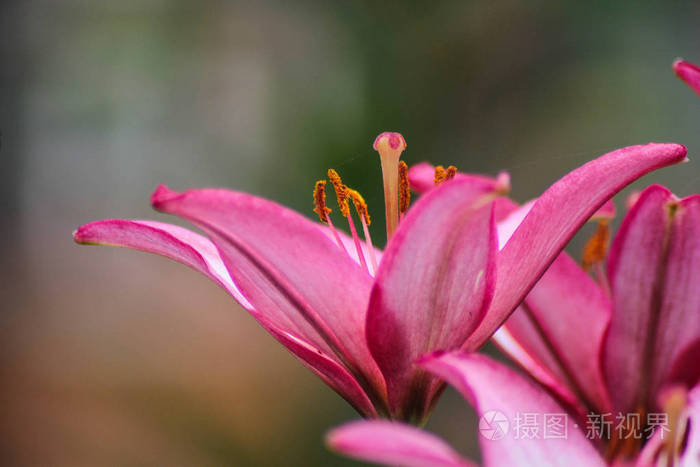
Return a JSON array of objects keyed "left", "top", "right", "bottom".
[{"left": 1, "top": 1, "right": 699, "bottom": 465}]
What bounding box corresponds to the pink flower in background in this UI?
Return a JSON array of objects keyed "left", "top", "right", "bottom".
[
  {"left": 491, "top": 184, "right": 700, "bottom": 464},
  {"left": 327, "top": 352, "right": 700, "bottom": 467},
  {"left": 674, "top": 59, "right": 700, "bottom": 97},
  {"left": 74, "top": 133, "right": 686, "bottom": 422},
  {"left": 411, "top": 164, "right": 700, "bottom": 463}
]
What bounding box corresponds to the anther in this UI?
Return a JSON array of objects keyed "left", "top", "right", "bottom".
[
  {"left": 348, "top": 189, "right": 370, "bottom": 226},
  {"left": 445, "top": 165, "right": 457, "bottom": 181},
  {"left": 348, "top": 188, "right": 378, "bottom": 274},
  {"left": 398, "top": 161, "right": 411, "bottom": 216},
  {"left": 434, "top": 165, "right": 446, "bottom": 185},
  {"left": 582, "top": 220, "right": 610, "bottom": 271},
  {"left": 328, "top": 169, "right": 350, "bottom": 217},
  {"left": 313, "top": 180, "right": 332, "bottom": 224},
  {"left": 312, "top": 179, "right": 348, "bottom": 255}
]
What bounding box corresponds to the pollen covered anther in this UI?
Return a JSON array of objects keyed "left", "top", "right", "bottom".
[
  {"left": 398, "top": 161, "right": 410, "bottom": 216},
  {"left": 328, "top": 169, "right": 350, "bottom": 217},
  {"left": 348, "top": 189, "right": 371, "bottom": 226},
  {"left": 434, "top": 165, "right": 446, "bottom": 186},
  {"left": 582, "top": 220, "right": 611, "bottom": 271},
  {"left": 445, "top": 165, "right": 457, "bottom": 181},
  {"left": 313, "top": 180, "right": 332, "bottom": 224}
]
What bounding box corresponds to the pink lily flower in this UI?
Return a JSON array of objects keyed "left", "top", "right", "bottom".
[
  {"left": 674, "top": 59, "right": 700, "bottom": 97},
  {"left": 327, "top": 351, "right": 700, "bottom": 467},
  {"left": 73, "top": 133, "right": 686, "bottom": 422},
  {"left": 410, "top": 162, "right": 700, "bottom": 461},
  {"left": 491, "top": 184, "right": 700, "bottom": 464}
]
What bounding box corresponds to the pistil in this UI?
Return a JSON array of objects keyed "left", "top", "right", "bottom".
[{"left": 373, "top": 132, "right": 407, "bottom": 240}]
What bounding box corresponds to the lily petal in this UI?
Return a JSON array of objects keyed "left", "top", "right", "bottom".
[
  {"left": 326, "top": 420, "right": 475, "bottom": 467},
  {"left": 408, "top": 162, "right": 506, "bottom": 195},
  {"left": 674, "top": 59, "right": 700, "bottom": 97},
  {"left": 604, "top": 186, "right": 700, "bottom": 412},
  {"left": 366, "top": 178, "right": 498, "bottom": 420},
  {"left": 73, "top": 219, "right": 379, "bottom": 416},
  {"left": 467, "top": 143, "right": 688, "bottom": 350},
  {"left": 496, "top": 252, "right": 613, "bottom": 414},
  {"left": 151, "top": 185, "right": 386, "bottom": 406},
  {"left": 263, "top": 325, "right": 378, "bottom": 418},
  {"left": 73, "top": 219, "right": 250, "bottom": 307},
  {"left": 651, "top": 194, "right": 700, "bottom": 400},
  {"left": 421, "top": 352, "right": 606, "bottom": 467}
]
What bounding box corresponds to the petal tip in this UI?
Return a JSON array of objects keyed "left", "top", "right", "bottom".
[{"left": 150, "top": 184, "right": 179, "bottom": 210}]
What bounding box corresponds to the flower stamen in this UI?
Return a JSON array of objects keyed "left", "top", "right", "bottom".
[
  {"left": 434, "top": 165, "right": 446, "bottom": 185},
  {"left": 582, "top": 220, "right": 611, "bottom": 271},
  {"left": 398, "top": 161, "right": 411, "bottom": 221},
  {"left": 582, "top": 219, "right": 612, "bottom": 294},
  {"left": 329, "top": 169, "right": 369, "bottom": 274},
  {"left": 445, "top": 165, "right": 457, "bottom": 181},
  {"left": 348, "top": 188, "right": 378, "bottom": 275},
  {"left": 313, "top": 180, "right": 349, "bottom": 255}
]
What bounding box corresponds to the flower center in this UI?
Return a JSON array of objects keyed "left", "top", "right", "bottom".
[{"left": 312, "top": 132, "right": 459, "bottom": 275}]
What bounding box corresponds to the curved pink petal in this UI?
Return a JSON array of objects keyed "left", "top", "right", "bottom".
[
  {"left": 421, "top": 352, "right": 605, "bottom": 467},
  {"left": 326, "top": 420, "right": 475, "bottom": 467},
  {"left": 263, "top": 325, "right": 378, "bottom": 418},
  {"left": 492, "top": 320, "right": 582, "bottom": 412},
  {"left": 604, "top": 185, "right": 673, "bottom": 412},
  {"left": 650, "top": 194, "right": 700, "bottom": 400},
  {"left": 407, "top": 162, "right": 508, "bottom": 195},
  {"left": 467, "top": 143, "right": 688, "bottom": 350},
  {"left": 604, "top": 186, "right": 700, "bottom": 413},
  {"left": 74, "top": 218, "right": 379, "bottom": 416},
  {"left": 674, "top": 59, "right": 700, "bottom": 97},
  {"left": 73, "top": 219, "right": 250, "bottom": 306},
  {"left": 497, "top": 252, "right": 613, "bottom": 414},
  {"left": 366, "top": 178, "right": 498, "bottom": 420},
  {"left": 151, "top": 185, "right": 386, "bottom": 407}
]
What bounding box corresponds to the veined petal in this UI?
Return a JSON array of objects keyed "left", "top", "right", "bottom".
[
  {"left": 262, "top": 324, "right": 378, "bottom": 418},
  {"left": 493, "top": 320, "right": 582, "bottom": 412},
  {"left": 674, "top": 59, "right": 700, "bottom": 97},
  {"left": 326, "top": 420, "right": 475, "bottom": 467},
  {"left": 366, "top": 178, "right": 498, "bottom": 421},
  {"left": 73, "top": 219, "right": 250, "bottom": 307},
  {"left": 408, "top": 162, "right": 507, "bottom": 195},
  {"left": 74, "top": 219, "right": 379, "bottom": 417},
  {"left": 467, "top": 143, "right": 687, "bottom": 350},
  {"left": 650, "top": 194, "right": 700, "bottom": 401},
  {"left": 421, "top": 352, "right": 606, "bottom": 467},
  {"left": 151, "top": 185, "right": 386, "bottom": 406},
  {"left": 604, "top": 185, "right": 691, "bottom": 412},
  {"left": 498, "top": 253, "right": 613, "bottom": 414}
]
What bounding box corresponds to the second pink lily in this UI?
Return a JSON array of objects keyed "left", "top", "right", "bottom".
[{"left": 74, "top": 133, "right": 686, "bottom": 422}]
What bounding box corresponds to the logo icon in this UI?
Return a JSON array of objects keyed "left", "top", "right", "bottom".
[{"left": 479, "top": 410, "right": 509, "bottom": 440}]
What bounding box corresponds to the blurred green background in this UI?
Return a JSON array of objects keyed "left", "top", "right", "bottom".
[{"left": 1, "top": 1, "right": 699, "bottom": 465}]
